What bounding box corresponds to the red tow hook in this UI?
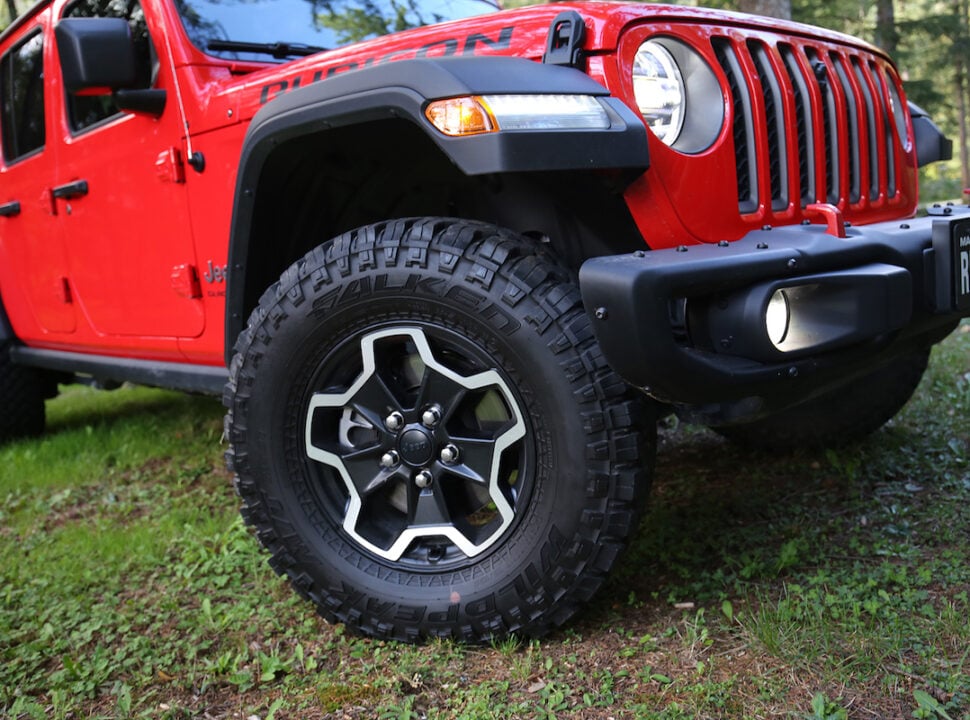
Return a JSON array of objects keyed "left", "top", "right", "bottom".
[{"left": 804, "top": 203, "right": 847, "bottom": 238}]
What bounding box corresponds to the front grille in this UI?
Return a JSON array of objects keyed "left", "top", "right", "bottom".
[{"left": 713, "top": 36, "right": 903, "bottom": 216}]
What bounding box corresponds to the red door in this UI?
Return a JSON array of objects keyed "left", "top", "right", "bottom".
[
  {"left": 0, "top": 11, "right": 77, "bottom": 338},
  {"left": 51, "top": 0, "right": 204, "bottom": 340}
]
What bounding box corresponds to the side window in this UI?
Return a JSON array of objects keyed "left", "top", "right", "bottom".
[
  {"left": 0, "top": 30, "right": 46, "bottom": 163},
  {"left": 62, "top": 0, "right": 155, "bottom": 132}
]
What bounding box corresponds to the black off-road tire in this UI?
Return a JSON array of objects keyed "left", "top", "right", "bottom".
[
  {"left": 0, "top": 342, "right": 46, "bottom": 443},
  {"left": 715, "top": 350, "right": 930, "bottom": 450},
  {"left": 224, "top": 218, "right": 653, "bottom": 642}
]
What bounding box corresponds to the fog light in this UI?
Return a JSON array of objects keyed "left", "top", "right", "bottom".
[{"left": 766, "top": 289, "right": 790, "bottom": 347}]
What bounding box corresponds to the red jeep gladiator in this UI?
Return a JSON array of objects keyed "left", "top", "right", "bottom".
[{"left": 0, "top": 0, "right": 966, "bottom": 642}]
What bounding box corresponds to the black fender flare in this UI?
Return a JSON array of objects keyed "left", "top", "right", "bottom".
[{"left": 224, "top": 56, "right": 649, "bottom": 360}]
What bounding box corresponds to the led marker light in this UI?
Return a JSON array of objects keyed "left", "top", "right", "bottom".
[{"left": 426, "top": 94, "right": 610, "bottom": 136}]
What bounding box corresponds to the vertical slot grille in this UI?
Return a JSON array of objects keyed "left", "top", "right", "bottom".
[
  {"left": 851, "top": 56, "right": 881, "bottom": 199},
  {"left": 714, "top": 34, "right": 904, "bottom": 217},
  {"left": 830, "top": 52, "right": 862, "bottom": 203},
  {"left": 748, "top": 40, "right": 789, "bottom": 211},
  {"left": 868, "top": 60, "right": 898, "bottom": 197},
  {"left": 780, "top": 43, "right": 815, "bottom": 205},
  {"left": 805, "top": 48, "right": 841, "bottom": 205},
  {"left": 713, "top": 38, "right": 758, "bottom": 214}
]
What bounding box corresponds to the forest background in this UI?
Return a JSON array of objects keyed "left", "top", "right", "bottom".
[{"left": 0, "top": 0, "right": 967, "bottom": 201}]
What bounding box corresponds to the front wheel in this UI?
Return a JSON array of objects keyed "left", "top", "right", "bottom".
[{"left": 224, "top": 218, "right": 653, "bottom": 642}]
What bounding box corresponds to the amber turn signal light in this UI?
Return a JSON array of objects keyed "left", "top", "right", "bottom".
[{"left": 425, "top": 97, "right": 496, "bottom": 137}]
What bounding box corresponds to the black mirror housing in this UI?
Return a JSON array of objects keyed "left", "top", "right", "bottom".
[
  {"left": 55, "top": 18, "right": 137, "bottom": 93},
  {"left": 115, "top": 88, "right": 167, "bottom": 116}
]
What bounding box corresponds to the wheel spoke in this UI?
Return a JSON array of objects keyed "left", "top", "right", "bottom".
[
  {"left": 349, "top": 373, "right": 400, "bottom": 429},
  {"left": 415, "top": 368, "right": 466, "bottom": 421},
  {"left": 341, "top": 446, "right": 398, "bottom": 497},
  {"left": 408, "top": 486, "right": 454, "bottom": 527},
  {"left": 440, "top": 435, "right": 497, "bottom": 485}
]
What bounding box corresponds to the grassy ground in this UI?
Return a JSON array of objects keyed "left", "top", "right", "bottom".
[{"left": 2, "top": 322, "right": 968, "bottom": 720}]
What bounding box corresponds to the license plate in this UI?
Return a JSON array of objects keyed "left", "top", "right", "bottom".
[
  {"left": 955, "top": 219, "right": 970, "bottom": 312},
  {"left": 934, "top": 216, "right": 970, "bottom": 313}
]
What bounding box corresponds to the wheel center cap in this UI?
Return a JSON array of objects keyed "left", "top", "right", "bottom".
[{"left": 398, "top": 427, "right": 434, "bottom": 466}]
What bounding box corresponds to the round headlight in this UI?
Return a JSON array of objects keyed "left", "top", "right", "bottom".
[{"left": 633, "top": 40, "right": 686, "bottom": 145}]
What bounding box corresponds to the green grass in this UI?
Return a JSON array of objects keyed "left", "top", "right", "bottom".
[{"left": 2, "top": 323, "right": 969, "bottom": 719}]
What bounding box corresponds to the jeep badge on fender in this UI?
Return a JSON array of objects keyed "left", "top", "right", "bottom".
[{"left": 0, "top": 0, "right": 966, "bottom": 642}]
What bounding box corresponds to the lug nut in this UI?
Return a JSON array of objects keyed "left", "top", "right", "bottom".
[
  {"left": 440, "top": 444, "right": 460, "bottom": 464},
  {"left": 380, "top": 451, "right": 400, "bottom": 469},
  {"left": 415, "top": 470, "right": 434, "bottom": 488},
  {"left": 385, "top": 411, "right": 405, "bottom": 432},
  {"left": 421, "top": 405, "right": 443, "bottom": 428}
]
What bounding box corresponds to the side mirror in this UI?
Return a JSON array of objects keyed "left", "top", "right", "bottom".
[
  {"left": 908, "top": 101, "right": 953, "bottom": 168},
  {"left": 55, "top": 18, "right": 166, "bottom": 116},
  {"left": 55, "top": 18, "right": 137, "bottom": 92}
]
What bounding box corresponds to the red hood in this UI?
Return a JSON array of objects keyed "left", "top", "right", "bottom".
[
  {"left": 174, "top": 0, "right": 913, "bottom": 246},
  {"left": 186, "top": 2, "right": 886, "bottom": 126}
]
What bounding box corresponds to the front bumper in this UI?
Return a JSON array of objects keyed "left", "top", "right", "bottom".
[{"left": 580, "top": 206, "right": 970, "bottom": 415}]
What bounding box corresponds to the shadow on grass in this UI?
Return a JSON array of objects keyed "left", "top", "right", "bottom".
[
  {"left": 43, "top": 383, "right": 223, "bottom": 437},
  {"left": 584, "top": 418, "right": 936, "bottom": 629}
]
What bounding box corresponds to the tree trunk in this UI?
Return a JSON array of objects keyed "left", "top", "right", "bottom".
[
  {"left": 736, "top": 0, "right": 792, "bottom": 19},
  {"left": 4, "top": 0, "right": 17, "bottom": 24},
  {"left": 957, "top": 72, "right": 969, "bottom": 192},
  {"left": 957, "top": 0, "right": 970, "bottom": 192},
  {"left": 875, "top": 0, "right": 897, "bottom": 56}
]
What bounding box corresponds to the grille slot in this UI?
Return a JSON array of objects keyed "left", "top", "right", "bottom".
[
  {"left": 804, "top": 47, "right": 841, "bottom": 205},
  {"left": 713, "top": 36, "right": 903, "bottom": 216},
  {"left": 830, "top": 52, "right": 862, "bottom": 203},
  {"left": 868, "top": 60, "right": 898, "bottom": 197},
  {"left": 748, "top": 40, "right": 788, "bottom": 211},
  {"left": 851, "top": 56, "right": 881, "bottom": 199},
  {"left": 713, "top": 38, "right": 758, "bottom": 214},
  {"left": 780, "top": 43, "right": 815, "bottom": 205}
]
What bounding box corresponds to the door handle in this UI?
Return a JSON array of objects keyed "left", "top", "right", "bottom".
[
  {"left": 52, "top": 180, "right": 89, "bottom": 200},
  {"left": 0, "top": 200, "right": 20, "bottom": 217}
]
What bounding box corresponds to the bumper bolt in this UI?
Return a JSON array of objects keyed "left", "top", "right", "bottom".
[
  {"left": 385, "top": 411, "right": 405, "bottom": 432},
  {"left": 415, "top": 470, "right": 434, "bottom": 488}
]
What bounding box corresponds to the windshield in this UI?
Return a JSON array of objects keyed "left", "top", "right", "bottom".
[{"left": 175, "top": 0, "right": 501, "bottom": 61}]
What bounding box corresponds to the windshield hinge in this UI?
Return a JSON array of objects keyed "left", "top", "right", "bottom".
[
  {"left": 171, "top": 264, "right": 202, "bottom": 299},
  {"left": 155, "top": 147, "right": 186, "bottom": 184},
  {"left": 542, "top": 11, "right": 587, "bottom": 70}
]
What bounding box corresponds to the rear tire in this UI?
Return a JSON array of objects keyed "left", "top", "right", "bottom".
[
  {"left": 0, "top": 342, "right": 46, "bottom": 443},
  {"left": 715, "top": 350, "right": 930, "bottom": 450},
  {"left": 224, "top": 218, "right": 653, "bottom": 642}
]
